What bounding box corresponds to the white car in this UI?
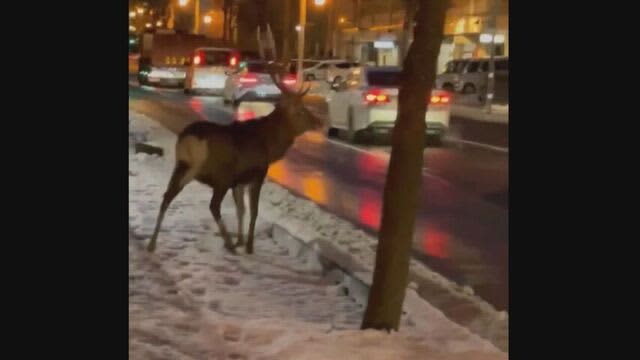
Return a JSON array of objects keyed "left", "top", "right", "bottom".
[
  {"left": 326, "top": 61, "right": 360, "bottom": 84},
  {"left": 184, "top": 47, "right": 240, "bottom": 95},
  {"left": 289, "top": 59, "right": 355, "bottom": 82},
  {"left": 223, "top": 60, "right": 296, "bottom": 106},
  {"left": 326, "top": 66, "right": 451, "bottom": 143}
]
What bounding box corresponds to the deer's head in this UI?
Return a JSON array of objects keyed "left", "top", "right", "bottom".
[{"left": 268, "top": 67, "right": 324, "bottom": 133}]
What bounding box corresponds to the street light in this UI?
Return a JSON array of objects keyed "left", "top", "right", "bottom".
[
  {"left": 203, "top": 15, "right": 212, "bottom": 24},
  {"left": 145, "top": 22, "right": 152, "bottom": 28},
  {"left": 129, "top": 11, "right": 136, "bottom": 18},
  {"left": 339, "top": 16, "right": 346, "bottom": 24},
  {"left": 178, "top": 0, "right": 188, "bottom": 6},
  {"left": 156, "top": 20, "right": 163, "bottom": 27},
  {"left": 296, "top": 0, "right": 327, "bottom": 84},
  {"left": 136, "top": 7, "right": 144, "bottom": 14}
]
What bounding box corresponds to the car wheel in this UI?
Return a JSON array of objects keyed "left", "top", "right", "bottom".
[
  {"left": 462, "top": 83, "right": 476, "bottom": 94},
  {"left": 306, "top": 74, "right": 316, "bottom": 81}
]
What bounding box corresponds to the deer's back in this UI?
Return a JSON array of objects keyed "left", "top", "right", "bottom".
[{"left": 177, "top": 121, "right": 272, "bottom": 187}]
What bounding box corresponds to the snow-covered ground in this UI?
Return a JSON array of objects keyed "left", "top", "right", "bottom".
[{"left": 129, "top": 110, "right": 507, "bottom": 359}]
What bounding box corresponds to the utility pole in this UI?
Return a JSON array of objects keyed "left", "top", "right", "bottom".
[
  {"left": 193, "top": 0, "right": 201, "bottom": 34},
  {"left": 296, "top": 0, "right": 307, "bottom": 84},
  {"left": 484, "top": 0, "right": 499, "bottom": 114}
]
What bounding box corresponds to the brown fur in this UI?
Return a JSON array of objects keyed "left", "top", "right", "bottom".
[{"left": 147, "top": 74, "right": 323, "bottom": 254}]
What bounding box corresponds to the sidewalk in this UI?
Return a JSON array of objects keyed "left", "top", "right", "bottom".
[
  {"left": 129, "top": 111, "right": 507, "bottom": 359},
  {"left": 451, "top": 104, "right": 509, "bottom": 124}
]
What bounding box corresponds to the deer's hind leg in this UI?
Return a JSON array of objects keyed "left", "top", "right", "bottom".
[
  {"left": 147, "top": 161, "right": 196, "bottom": 252},
  {"left": 232, "top": 185, "right": 246, "bottom": 247},
  {"left": 210, "top": 186, "right": 236, "bottom": 254}
]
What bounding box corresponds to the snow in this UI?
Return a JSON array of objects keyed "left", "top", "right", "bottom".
[{"left": 129, "top": 110, "right": 507, "bottom": 359}]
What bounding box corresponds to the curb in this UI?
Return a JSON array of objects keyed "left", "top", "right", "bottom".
[{"left": 270, "top": 219, "right": 505, "bottom": 353}]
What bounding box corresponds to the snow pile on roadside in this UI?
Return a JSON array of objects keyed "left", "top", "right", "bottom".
[
  {"left": 258, "top": 181, "right": 509, "bottom": 350},
  {"left": 128, "top": 110, "right": 506, "bottom": 359}
]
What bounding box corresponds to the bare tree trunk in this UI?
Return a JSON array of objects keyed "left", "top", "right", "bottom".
[
  {"left": 361, "top": 0, "right": 449, "bottom": 331},
  {"left": 281, "top": 0, "right": 292, "bottom": 62},
  {"left": 398, "top": 0, "right": 417, "bottom": 64}
]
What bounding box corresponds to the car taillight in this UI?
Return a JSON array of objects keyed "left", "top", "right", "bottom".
[
  {"left": 229, "top": 54, "right": 238, "bottom": 67},
  {"left": 363, "top": 89, "right": 390, "bottom": 105},
  {"left": 193, "top": 50, "right": 204, "bottom": 66},
  {"left": 239, "top": 73, "right": 258, "bottom": 86},
  {"left": 429, "top": 92, "right": 451, "bottom": 105},
  {"left": 282, "top": 75, "right": 296, "bottom": 87}
]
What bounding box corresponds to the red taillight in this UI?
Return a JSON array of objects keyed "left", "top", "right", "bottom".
[
  {"left": 363, "top": 89, "right": 390, "bottom": 105},
  {"left": 430, "top": 92, "right": 451, "bottom": 105},
  {"left": 283, "top": 75, "right": 296, "bottom": 87},
  {"left": 239, "top": 73, "right": 258, "bottom": 86},
  {"left": 229, "top": 55, "right": 238, "bottom": 67},
  {"left": 193, "top": 50, "right": 204, "bottom": 66}
]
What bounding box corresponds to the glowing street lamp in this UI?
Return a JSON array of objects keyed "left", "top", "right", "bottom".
[
  {"left": 339, "top": 16, "right": 346, "bottom": 24},
  {"left": 156, "top": 20, "right": 163, "bottom": 27},
  {"left": 136, "top": 7, "right": 144, "bottom": 15},
  {"left": 314, "top": 0, "right": 326, "bottom": 6},
  {"left": 145, "top": 23, "right": 152, "bottom": 28},
  {"left": 178, "top": 0, "right": 188, "bottom": 7},
  {"left": 129, "top": 11, "right": 136, "bottom": 18},
  {"left": 203, "top": 15, "right": 212, "bottom": 24}
]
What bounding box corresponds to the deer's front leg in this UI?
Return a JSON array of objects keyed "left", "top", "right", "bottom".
[
  {"left": 232, "top": 185, "right": 245, "bottom": 247},
  {"left": 246, "top": 175, "right": 266, "bottom": 255},
  {"left": 209, "top": 187, "right": 236, "bottom": 254}
]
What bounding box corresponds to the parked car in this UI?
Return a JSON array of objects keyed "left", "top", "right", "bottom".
[
  {"left": 454, "top": 57, "right": 508, "bottom": 95},
  {"left": 222, "top": 60, "right": 296, "bottom": 105},
  {"left": 326, "top": 66, "right": 451, "bottom": 144},
  {"left": 184, "top": 47, "right": 241, "bottom": 95},
  {"left": 435, "top": 59, "right": 469, "bottom": 92},
  {"left": 288, "top": 59, "right": 356, "bottom": 82}
]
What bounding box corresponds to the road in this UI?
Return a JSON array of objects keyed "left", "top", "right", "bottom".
[{"left": 129, "top": 84, "right": 509, "bottom": 311}]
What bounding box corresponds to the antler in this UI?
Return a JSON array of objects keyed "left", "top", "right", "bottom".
[{"left": 266, "top": 62, "right": 310, "bottom": 98}]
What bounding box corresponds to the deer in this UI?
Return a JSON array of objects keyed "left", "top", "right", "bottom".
[{"left": 146, "top": 67, "right": 323, "bottom": 255}]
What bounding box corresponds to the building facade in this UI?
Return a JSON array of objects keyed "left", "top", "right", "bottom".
[{"left": 335, "top": 0, "right": 508, "bottom": 72}]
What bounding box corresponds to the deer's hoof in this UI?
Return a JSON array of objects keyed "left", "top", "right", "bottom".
[
  {"left": 146, "top": 243, "right": 156, "bottom": 253},
  {"left": 245, "top": 246, "right": 254, "bottom": 255}
]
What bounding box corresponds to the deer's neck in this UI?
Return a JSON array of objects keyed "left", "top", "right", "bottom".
[{"left": 262, "top": 107, "right": 303, "bottom": 163}]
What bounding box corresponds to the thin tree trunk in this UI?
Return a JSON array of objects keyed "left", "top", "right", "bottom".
[
  {"left": 281, "top": 0, "right": 292, "bottom": 62},
  {"left": 361, "top": 0, "right": 449, "bottom": 331}
]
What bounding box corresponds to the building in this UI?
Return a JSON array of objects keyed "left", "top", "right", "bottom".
[{"left": 334, "top": 0, "right": 508, "bottom": 71}]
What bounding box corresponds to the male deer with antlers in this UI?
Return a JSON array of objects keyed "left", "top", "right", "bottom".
[{"left": 146, "top": 69, "right": 323, "bottom": 254}]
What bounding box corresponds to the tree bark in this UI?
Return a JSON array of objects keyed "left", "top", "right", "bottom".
[{"left": 361, "top": 0, "right": 449, "bottom": 331}]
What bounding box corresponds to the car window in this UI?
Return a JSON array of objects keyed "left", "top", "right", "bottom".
[
  {"left": 246, "top": 62, "right": 269, "bottom": 73},
  {"left": 335, "top": 62, "right": 351, "bottom": 69},
  {"left": 366, "top": 70, "right": 401, "bottom": 87},
  {"left": 466, "top": 61, "right": 480, "bottom": 73},
  {"left": 201, "top": 50, "right": 231, "bottom": 66},
  {"left": 480, "top": 61, "right": 489, "bottom": 72}
]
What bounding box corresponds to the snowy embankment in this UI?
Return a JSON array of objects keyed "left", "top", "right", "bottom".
[{"left": 128, "top": 110, "right": 507, "bottom": 359}]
